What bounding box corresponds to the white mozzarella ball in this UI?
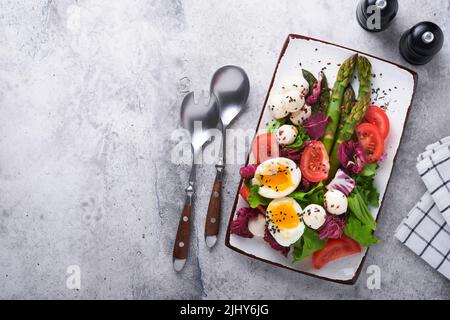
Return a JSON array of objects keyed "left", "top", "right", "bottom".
[
  {"left": 281, "top": 90, "right": 306, "bottom": 113},
  {"left": 302, "top": 204, "right": 327, "bottom": 230},
  {"left": 324, "top": 190, "right": 348, "bottom": 215},
  {"left": 248, "top": 214, "right": 266, "bottom": 237},
  {"left": 276, "top": 125, "right": 298, "bottom": 146},
  {"left": 267, "top": 94, "right": 289, "bottom": 120},
  {"left": 289, "top": 104, "right": 312, "bottom": 125},
  {"left": 280, "top": 76, "right": 309, "bottom": 97},
  {"left": 299, "top": 77, "right": 310, "bottom": 96}
]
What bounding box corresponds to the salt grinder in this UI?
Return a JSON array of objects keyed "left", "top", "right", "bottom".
[
  {"left": 356, "top": 0, "right": 398, "bottom": 32},
  {"left": 399, "top": 21, "right": 444, "bottom": 65}
]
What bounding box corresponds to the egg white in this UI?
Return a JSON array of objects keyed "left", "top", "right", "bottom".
[
  {"left": 266, "top": 197, "right": 305, "bottom": 247},
  {"left": 255, "top": 158, "right": 301, "bottom": 199},
  {"left": 248, "top": 214, "right": 266, "bottom": 237}
]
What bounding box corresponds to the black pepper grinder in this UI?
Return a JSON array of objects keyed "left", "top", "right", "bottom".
[
  {"left": 399, "top": 21, "right": 444, "bottom": 65},
  {"left": 356, "top": 0, "right": 398, "bottom": 32}
]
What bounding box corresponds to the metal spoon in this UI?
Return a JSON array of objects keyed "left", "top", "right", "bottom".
[
  {"left": 204, "top": 66, "right": 250, "bottom": 248},
  {"left": 173, "top": 92, "right": 219, "bottom": 271}
]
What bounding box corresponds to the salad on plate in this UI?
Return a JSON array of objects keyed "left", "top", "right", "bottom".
[{"left": 231, "top": 54, "right": 391, "bottom": 269}]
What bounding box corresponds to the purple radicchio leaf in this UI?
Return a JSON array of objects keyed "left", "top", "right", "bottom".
[
  {"left": 264, "top": 226, "right": 290, "bottom": 257},
  {"left": 337, "top": 140, "right": 366, "bottom": 174},
  {"left": 326, "top": 169, "right": 356, "bottom": 196},
  {"left": 280, "top": 147, "right": 301, "bottom": 163},
  {"left": 299, "top": 176, "right": 312, "bottom": 192},
  {"left": 319, "top": 215, "right": 346, "bottom": 240},
  {"left": 306, "top": 73, "right": 322, "bottom": 105},
  {"left": 303, "top": 113, "right": 330, "bottom": 140},
  {"left": 231, "top": 207, "right": 259, "bottom": 238},
  {"left": 239, "top": 164, "right": 257, "bottom": 179},
  {"left": 301, "top": 140, "right": 315, "bottom": 149}
]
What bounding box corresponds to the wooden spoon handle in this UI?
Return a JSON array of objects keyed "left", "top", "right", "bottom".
[
  {"left": 204, "top": 167, "right": 223, "bottom": 247},
  {"left": 173, "top": 198, "right": 193, "bottom": 271}
]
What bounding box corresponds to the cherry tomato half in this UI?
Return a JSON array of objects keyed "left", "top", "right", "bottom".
[
  {"left": 365, "top": 105, "right": 390, "bottom": 140},
  {"left": 251, "top": 133, "right": 279, "bottom": 164},
  {"left": 300, "top": 141, "right": 330, "bottom": 183},
  {"left": 356, "top": 122, "right": 384, "bottom": 163}
]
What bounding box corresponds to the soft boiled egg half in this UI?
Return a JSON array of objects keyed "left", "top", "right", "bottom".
[
  {"left": 267, "top": 197, "right": 305, "bottom": 247},
  {"left": 253, "top": 157, "right": 301, "bottom": 199}
]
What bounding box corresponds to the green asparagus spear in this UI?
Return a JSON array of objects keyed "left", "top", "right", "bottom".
[
  {"left": 341, "top": 85, "right": 356, "bottom": 118},
  {"left": 328, "top": 56, "right": 373, "bottom": 178},
  {"left": 340, "top": 56, "right": 372, "bottom": 142},
  {"left": 322, "top": 54, "right": 358, "bottom": 154},
  {"left": 328, "top": 86, "right": 356, "bottom": 178}
]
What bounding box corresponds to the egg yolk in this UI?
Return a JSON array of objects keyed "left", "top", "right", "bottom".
[
  {"left": 256, "top": 163, "right": 293, "bottom": 192},
  {"left": 268, "top": 201, "right": 300, "bottom": 229}
]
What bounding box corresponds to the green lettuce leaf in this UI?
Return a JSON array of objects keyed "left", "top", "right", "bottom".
[
  {"left": 293, "top": 227, "right": 326, "bottom": 262},
  {"left": 285, "top": 126, "right": 311, "bottom": 149},
  {"left": 347, "top": 189, "right": 377, "bottom": 231},
  {"left": 344, "top": 213, "right": 380, "bottom": 247},
  {"left": 247, "top": 184, "right": 271, "bottom": 208},
  {"left": 291, "top": 182, "right": 324, "bottom": 207},
  {"left": 362, "top": 163, "right": 378, "bottom": 177},
  {"left": 267, "top": 118, "right": 287, "bottom": 134},
  {"left": 344, "top": 164, "right": 381, "bottom": 247},
  {"left": 354, "top": 173, "right": 380, "bottom": 208}
]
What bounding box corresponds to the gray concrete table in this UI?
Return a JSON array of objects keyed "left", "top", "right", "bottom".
[{"left": 0, "top": 0, "right": 449, "bottom": 299}]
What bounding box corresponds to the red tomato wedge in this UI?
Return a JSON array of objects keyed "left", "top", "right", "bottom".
[
  {"left": 239, "top": 186, "right": 266, "bottom": 215},
  {"left": 356, "top": 123, "right": 384, "bottom": 163},
  {"left": 300, "top": 141, "right": 330, "bottom": 183},
  {"left": 365, "top": 105, "right": 390, "bottom": 139},
  {"left": 251, "top": 133, "right": 279, "bottom": 164},
  {"left": 239, "top": 186, "right": 251, "bottom": 201},
  {"left": 312, "top": 236, "right": 362, "bottom": 269}
]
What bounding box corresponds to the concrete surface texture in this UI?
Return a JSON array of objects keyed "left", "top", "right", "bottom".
[{"left": 0, "top": 0, "right": 449, "bottom": 299}]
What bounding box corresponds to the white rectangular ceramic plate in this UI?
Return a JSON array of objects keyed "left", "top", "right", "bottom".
[{"left": 225, "top": 34, "right": 417, "bottom": 284}]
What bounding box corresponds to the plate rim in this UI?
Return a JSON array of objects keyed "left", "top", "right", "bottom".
[{"left": 224, "top": 34, "right": 418, "bottom": 285}]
